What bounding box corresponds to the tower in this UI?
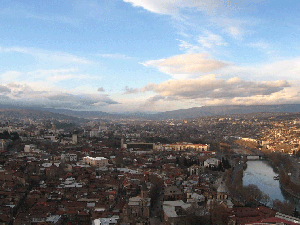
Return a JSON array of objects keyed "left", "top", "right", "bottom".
[
  {"left": 72, "top": 134, "right": 78, "bottom": 144},
  {"left": 141, "top": 182, "right": 149, "bottom": 198}
]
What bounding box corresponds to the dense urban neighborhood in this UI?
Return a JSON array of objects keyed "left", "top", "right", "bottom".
[{"left": 0, "top": 109, "right": 300, "bottom": 225}]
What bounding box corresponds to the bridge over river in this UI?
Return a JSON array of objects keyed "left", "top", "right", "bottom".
[{"left": 245, "top": 154, "right": 266, "bottom": 160}]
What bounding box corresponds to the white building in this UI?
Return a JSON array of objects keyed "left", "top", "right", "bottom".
[
  {"left": 186, "top": 192, "right": 205, "bottom": 204},
  {"left": 163, "top": 200, "right": 191, "bottom": 224},
  {"left": 155, "top": 143, "right": 209, "bottom": 151},
  {"left": 24, "top": 144, "right": 36, "bottom": 152},
  {"left": 204, "top": 158, "right": 220, "bottom": 168},
  {"left": 61, "top": 153, "right": 77, "bottom": 162},
  {"left": 83, "top": 156, "right": 109, "bottom": 167},
  {"left": 93, "top": 216, "right": 119, "bottom": 225},
  {"left": 90, "top": 129, "right": 100, "bottom": 138},
  {"left": 72, "top": 134, "right": 78, "bottom": 144}
]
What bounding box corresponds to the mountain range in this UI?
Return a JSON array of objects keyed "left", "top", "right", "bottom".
[{"left": 1, "top": 104, "right": 300, "bottom": 120}]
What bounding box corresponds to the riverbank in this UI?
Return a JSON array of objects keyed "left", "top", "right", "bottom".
[
  {"left": 266, "top": 153, "right": 300, "bottom": 200},
  {"left": 280, "top": 182, "right": 300, "bottom": 200}
]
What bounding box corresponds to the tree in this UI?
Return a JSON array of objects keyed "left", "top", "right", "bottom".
[
  {"left": 272, "top": 199, "right": 294, "bottom": 216},
  {"left": 10, "top": 132, "right": 19, "bottom": 141},
  {"left": 209, "top": 200, "right": 229, "bottom": 225}
]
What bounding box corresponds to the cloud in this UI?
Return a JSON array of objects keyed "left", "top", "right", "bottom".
[
  {"left": 98, "top": 54, "right": 131, "bottom": 59},
  {"left": 225, "top": 26, "right": 243, "bottom": 39},
  {"left": 98, "top": 87, "right": 105, "bottom": 92},
  {"left": 0, "top": 46, "right": 92, "bottom": 64},
  {"left": 210, "top": 17, "right": 259, "bottom": 40},
  {"left": 198, "top": 30, "right": 227, "bottom": 49},
  {"left": 47, "top": 93, "right": 118, "bottom": 107},
  {"left": 25, "top": 12, "right": 80, "bottom": 26},
  {"left": 202, "top": 85, "right": 300, "bottom": 106},
  {"left": 6, "top": 83, "right": 46, "bottom": 98},
  {"left": 133, "top": 75, "right": 290, "bottom": 101},
  {"left": 0, "top": 85, "right": 11, "bottom": 93},
  {"left": 0, "top": 2, "right": 79, "bottom": 26},
  {"left": 218, "top": 57, "right": 300, "bottom": 80},
  {"left": 124, "top": 86, "right": 139, "bottom": 94},
  {"left": 0, "top": 81, "right": 118, "bottom": 110},
  {"left": 123, "top": 0, "right": 264, "bottom": 16},
  {"left": 146, "top": 95, "right": 165, "bottom": 103},
  {"left": 247, "top": 41, "right": 275, "bottom": 55},
  {"left": 0, "top": 71, "right": 22, "bottom": 83},
  {"left": 248, "top": 41, "right": 269, "bottom": 50},
  {"left": 1, "top": 69, "right": 100, "bottom": 87},
  {"left": 141, "top": 53, "right": 228, "bottom": 79},
  {"left": 178, "top": 40, "right": 202, "bottom": 53}
]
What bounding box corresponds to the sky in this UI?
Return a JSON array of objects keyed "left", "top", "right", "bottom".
[{"left": 0, "top": 0, "right": 300, "bottom": 113}]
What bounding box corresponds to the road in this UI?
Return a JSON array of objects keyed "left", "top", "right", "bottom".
[{"left": 150, "top": 189, "right": 164, "bottom": 225}]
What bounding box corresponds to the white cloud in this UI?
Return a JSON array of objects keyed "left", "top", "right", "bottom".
[
  {"left": 178, "top": 39, "right": 202, "bottom": 53},
  {"left": 202, "top": 85, "right": 300, "bottom": 106},
  {"left": 0, "top": 71, "right": 22, "bottom": 83},
  {"left": 248, "top": 41, "right": 269, "bottom": 50},
  {"left": 120, "top": 77, "right": 295, "bottom": 112},
  {"left": 0, "top": 68, "right": 112, "bottom": 110},
  {"left": 141, "top": 53, "right": 228, "bottom": 79},
  {"left": 1, "top": 69, "right": 100, "bottom": 86},
  {"left": 247, "top": 41, "right": 276, "bottom": 55},
  {"left": 210, "top": 17, "right": 259, "bottom": 40},
  {"left": 138, "top": 75, "right": 290, "bottom": 100},
  {"left": 0, "top": 82, "right": 118, "bottom": 110},
  {"left": 98, "top": 54, "right": 131, "bottom": 59},
  {"left": 0, "top": 2, "right": 79, "bottom": 25},
  {"left": 225, "top": 26, "right": 243, "bottom": 39},
  {"left": 0, "top": 46, "right": 92, "bottom": 64},
  {"left": 218, "top": 57, "right": 300, "bottom": 80},
  {"left": 123, "top": 0, "right": 265, "bottom": 16},
  {"left": 198, "top": 30, "right": 227, "bottom": 49}
]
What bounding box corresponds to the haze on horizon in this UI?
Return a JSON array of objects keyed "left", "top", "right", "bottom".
[{"left": 0, "top": 0, "right": 300, "bottom": 113}]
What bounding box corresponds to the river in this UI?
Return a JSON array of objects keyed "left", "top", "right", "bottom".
[{"left": 243, "top": 160, "right": 300, "bottom": 208}]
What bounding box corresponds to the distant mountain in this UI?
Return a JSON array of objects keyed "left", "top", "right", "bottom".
[
  {"left": 146, "top": 104, "right": 300, "bottom": 120},
  {"left": 0, "top": 108, "right": 85, "bottom": 123},
  {"left": 2, "top": 103, "right": 300, "bottom": 120},
  {"left": 0, "top": 104, "right": 117, "bottom": 120}
]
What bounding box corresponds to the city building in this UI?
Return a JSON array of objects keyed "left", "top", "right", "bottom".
[
  {"left": 83, "top": 156, "right": 109, "bottom": 167},
  {"left": 155, "top": 143, "right": 209, "bottom": 151}
]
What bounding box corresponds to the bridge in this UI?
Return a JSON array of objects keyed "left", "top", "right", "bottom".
[{"left": 245, "top": 154, "right": 266, "bottom": 160}]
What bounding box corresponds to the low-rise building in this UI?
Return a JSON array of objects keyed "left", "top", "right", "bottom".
[
  {"left": 163, "top": 200, "right": 191, "bottom": 225},
  {"left": 83, "top": 156, "right": 109, "bottom": 167}
]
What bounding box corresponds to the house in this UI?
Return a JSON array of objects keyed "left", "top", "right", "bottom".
[
  {"left": 204, "top": 158, "right": 220, "bottom": 168},
  {"left": 186, "top": 192, "right": 205, "bottom": 205},
  {"left": 83, "top": 156, "right": 108, "bottom": 167},
  {"left": 122, "top": 196, "right": 151, "bottom": 222},
  {"left": 92, "top": 216, "right": 119, "bottom": 225},
  {"left": 163, "top": 200, "right": 191, "bottom": 225},
  {"left": 164, "top": 186, "right": 184, "bottom": 201},
  {"left": 24, "top": 144, "right": 36, "bottom": 152}
]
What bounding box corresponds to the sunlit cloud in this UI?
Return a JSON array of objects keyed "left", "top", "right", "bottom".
[
  {"left": 0, "top": 82, "right": 118, "bottom": 110},
  {"left": 137, "top": 75, "right": 290, "bottom": 100},
  {"left": 123, "top": 0, "right": 265, "bottom": 16},
  {"left": 141, "top": 53, "right": 228, "bottom": 79},
  {"left": 218, "top": 57, "right": 300, "bottom": 80}
]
